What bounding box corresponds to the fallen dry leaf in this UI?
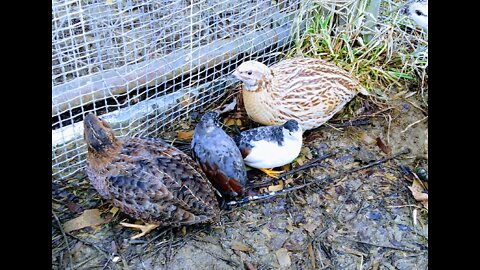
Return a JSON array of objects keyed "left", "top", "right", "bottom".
[
  {"left": 294, "top": 147, "right": 312, "bottom": 166},
  {"left": 376, "top": 137, "right": 391, "bottom": 155},
  {"left": 231, "top": 241, "right": 251, "bottom": 252},
  {"left": 275, "top": 248, "right": 291, "bottom": 267},
  {"left": 259, "top": 180, "right": 288, "bottom": 193},
  {"left": 267, "top": 181, "right": 284, "bottom": 192},
  {"left": 177, "top": 130, "right": 194, "bottom": 140},
  {"left": 224, "top": 118, "right": 236, "bottom": 126},
  {"left": 408, "top": 176, "right": 428, "bottom": 210},
  {"left": 295, "top": 156, "right": 306, "bottom": 166},
  {"left": 224, "top": 117, "right": 243, "bottom": 127},
  {"left": 300, "top": 147, "right": 313, "bottom": 159},
  {"left": 63, "top": 209, "right": 107, "bottom": 233},
  {"left": 384, "top": 173, "right": 397, "bottom": 181},
  {"left": 109, "top": 206, "right": 119, "bottom": 216}
]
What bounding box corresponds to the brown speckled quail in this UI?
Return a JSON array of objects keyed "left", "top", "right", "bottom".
[
  {"left": 232, "top": 57, "right": 369, "bottom": 131},
  {"left": 83, "top": 113, "right": 219, "bottom": 239}
]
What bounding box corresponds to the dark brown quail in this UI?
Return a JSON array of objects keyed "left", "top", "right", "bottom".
[{"left": 83, "top": 113, "right": 219, "bottom": 239}]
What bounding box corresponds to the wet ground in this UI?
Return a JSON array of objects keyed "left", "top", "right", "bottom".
[{"left": 52, "top": 89, "right": 428, "bottom": 269}]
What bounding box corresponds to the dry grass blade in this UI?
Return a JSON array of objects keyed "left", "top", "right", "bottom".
[
  {"left": 63, "top": 209, "right": 107, "bottom": 233},
  {"left": 290, "top": 0, "right": 428, "bottom": 106},
  {"left": 52, "top": 210, "right": 73, "bottom": 267},
  {"left": 402, "top": 116, "right": 427, "bottom": 133},
  {"left": 340, "top": 237, "right": 423, "bottom": 253}
]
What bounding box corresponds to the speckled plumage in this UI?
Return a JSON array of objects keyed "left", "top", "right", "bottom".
[
  {"left": 191, "top": 112, "right": 247, "bottom": 197},
  {"left": 235, "top": 120, "right": 303, "bottom": 169},
  {"left": 235, "top": 120, "right": 297, "bottom": 149},
  {"left": 83, "top": 113, "right": 219, "bottom": 227},
  {"left": 232, "top": 57, "right": 369, "bottom": 131},
  {"left": 402, "top": 0, "right": 428, "bottom": 30}
]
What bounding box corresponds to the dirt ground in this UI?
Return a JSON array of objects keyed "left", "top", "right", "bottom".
[{"left": 52, "top": 89, "right": 428, "bottom": 269}]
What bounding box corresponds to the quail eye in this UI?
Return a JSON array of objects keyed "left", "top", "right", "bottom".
[
  {"left": 247, "top": 71, "right": 252, "bottom": 75},
  {"left": 415, "top": 10, "right": 424, "bottom": 16}
]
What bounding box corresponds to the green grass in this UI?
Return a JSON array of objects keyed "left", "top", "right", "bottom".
[{"left": 287, "top": 0, "right": 428, "bottom": 98}]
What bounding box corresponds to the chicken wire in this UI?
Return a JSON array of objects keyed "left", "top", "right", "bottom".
[{"left": 52, "top": 0, "right": 304, "bottom": 179}]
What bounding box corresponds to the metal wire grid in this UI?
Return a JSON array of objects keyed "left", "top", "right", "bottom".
[{"left": 52, "top": 0, "right": 302, "bottom": 179}]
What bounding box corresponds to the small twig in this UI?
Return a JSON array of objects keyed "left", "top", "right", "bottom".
[
  {"left": 128, "top": 227, "right": 196, "bottom": 264},
  {"left": 72, "top": 255, "right": 98, "bottom": 269},
  {"left": 282, "top": 154, "right": 331, "bottom": 177},
  {"left": 228, "top": 148, "right": 410, "bottom": 206},
  {"left": 386, "top": 114, "right": 392, "bottom": 145},
  {"left": 210, "top": 88, "right": 241, "bottom": 112},
  {"left": 115, "top": 240, "right": 131, "bottom": 270},
  {"left": 340, "top": 237, "right": 422, "bottom": 253},
  {"left": 52, "top": 210, "right": 73, "bottom": 267},
  {"left": 190, "top": 243, "right": 240, "bottom": 268},
  {"left": 387, "top": 204, "right": 424, "bottom": 209},
  {"left": 101, "top": 255, "right": 114, "bottom": 270},
  {"left": 324, "top": 123, "right": 343, "bottom": 132},
  {"left": 165, "top": 229, "right": 174, "bottom": 266},
  {"left": 213, "top": 91, "right": 241, "bottom": 113},
  {"left": 401, "top": 116, "right": 427, "bottom": 133},
  {"left": 61, "top": 229, "right": 110, "bottom": 258},
  {"left": 250, "top": 151, "right": 338, "bottom": 189},
  {"left": 162, "top": 238, "right": 189, "bottom": 269},
  {"left": 328, "top": 118, "right": 371, "bottom": 128},
  {"left": 140, "top": 227, "right": 173, "bottom": 249},
  {"left": 333, "top": 175, "right": 348, "bottom": 187},
  {"left": 405, "top": 99, "right": 428, "bottom": 115}
]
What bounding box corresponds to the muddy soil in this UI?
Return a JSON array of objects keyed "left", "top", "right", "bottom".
[{"left": 52, "top": 92, "right": 428, "bottom": 270}]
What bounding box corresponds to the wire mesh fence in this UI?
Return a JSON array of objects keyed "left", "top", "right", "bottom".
[
  {"left": 52, "top": 0, "right": 303, "bottom": 179},
  {"left": 52, "top": 0, "right": 427, "bottom": 180}
]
